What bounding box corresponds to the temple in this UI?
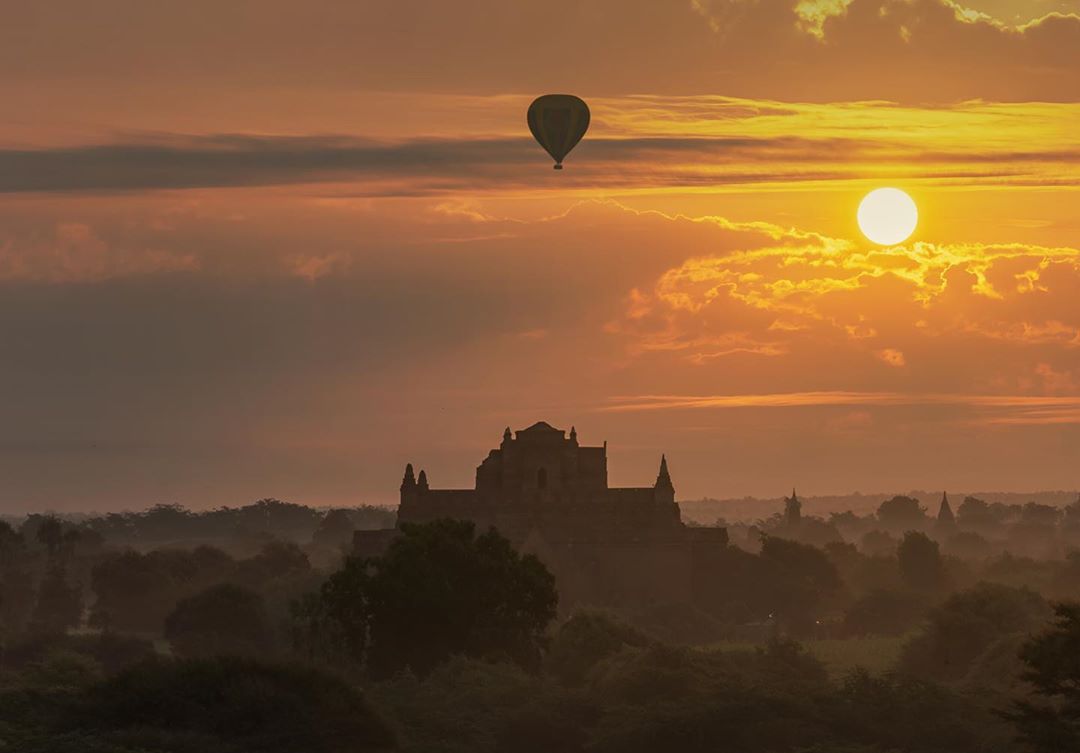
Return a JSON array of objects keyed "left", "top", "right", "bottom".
[{"left": 355, "top": 422, "right": 728, "bottom": 607}]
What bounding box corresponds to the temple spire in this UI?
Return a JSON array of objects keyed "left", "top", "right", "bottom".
[
  {"left": 401, "top": 463, "right": 416, "bottom": 491},
  {"left": 417, "top": 469, "right": 429, "bottom": 491},
  {"left": 655, "top": 454, "right": 673, "bottom": 490},
  {"left": 785, "top": 487, "right": 802, "bottom": 525},
  {"left": 503, "top": 426, "right": 512, "bottom": 443},
  {"left": 937, "top": 491, "right": 955, "bottom": 524},
  {"left": 569, "top": 425, "right": 577, "bottom": 443}
]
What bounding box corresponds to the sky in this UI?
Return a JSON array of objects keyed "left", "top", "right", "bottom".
[{"left": 1, "top": 0, "right": 1079, "bottom": 512}]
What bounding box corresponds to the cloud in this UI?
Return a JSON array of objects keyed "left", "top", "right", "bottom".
[
  {"left": 876, "top": 348, "right": 907, "bottom": 367},
  {"left": 601, "top": 391, "right": 1080, "bottom": 424},
  {"left": 2, "top": 96, "right": 1078, "bottom": 195},
  {"left": 0, "top": 222, "right": 198, "bottom": 283}
]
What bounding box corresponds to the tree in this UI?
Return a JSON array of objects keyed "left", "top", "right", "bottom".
[
  {"left": 165, "top": 583, "right": 274, "bottom": 658},
  {"left": 34, "top": 515, "right": 65, "bottom": 561},
  {"left": 30, "top": 567, "right": 83, "bottom": 635},
  {"left": 312, "top": 509, "right": 357, "bottom": 551},
  {"left": 239, "top": 540, "right": 311, "bottom": 586},
  {"left": 758, "top": 536, "right": 841, "bottom": 634},
  {"left": 300, "top": 519, "right": 558, "bottom": 678},
  {"left": 91, "top": 548, "right": 236, "bottom": 632},
  {"left": 1007, "top": 602, "right": 1080, "bottom": 751},
  {"left": 1022, "top": 503, "right": 1061, "bottom": 527},
  {"left": 957, "top": 496, "right": 996, "bottom": 530},
  {"left": 876, "top": 496, "right": 927, "bottom": 531},
  {"left": 366, "top": 520, "right": 557, "bottom": 677},
  {"left": 897, "top": 531, "right": 946, "bottom": 591},
  {"left": 0, "top": 520, "right": 22, "bottom": 565},
  {"left": 899, "top": 582, "right": 1049, "bottom": 681},
  {"left": 292, "top": 555, "right": 372, "bottom": 666}
]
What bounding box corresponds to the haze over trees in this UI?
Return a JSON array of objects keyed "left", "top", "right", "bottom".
[{"left": 3, "top": 494, "right": 1080, "bottom": 751}]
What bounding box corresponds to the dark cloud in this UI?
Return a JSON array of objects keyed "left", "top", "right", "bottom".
[{"left": 2, "top": 131, "right": 1077, "bottom": 194}]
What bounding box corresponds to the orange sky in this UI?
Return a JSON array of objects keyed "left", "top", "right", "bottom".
[{"left": 1, "top": 0, "right": 1078, "bottom": 511}]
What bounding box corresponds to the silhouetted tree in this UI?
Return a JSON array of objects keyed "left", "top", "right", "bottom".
[
  {"left": 312, "top": 509, "right": 357, "bottom": 551},
  {"left": 877, "top": 496, "right": 927, "bottom": 531},
  {"left": 367, "top": 520, "right": 556, "bottom": 677},
  {"left": 302, "top": 519, "right": 557, "bottom": 678},
  {"left": 91, "top": 548, "right": 235, "bottom": 632},
  {"left": 0, "top": 520, "right": 21, "bottom": 564},
  {"left": 293, "top": 551, "right": 373, "bottom": 668},
  {"left": 1007, "top": 602, "right": 1080, "bottom": 751},
  {"left": 898, "top": 531, "right": 946, "bottom": 591},
  {"left": 957, "top": 496, "right": 996, "bottom": 531},
  {"left": 165, "top": 583, "right": 274, "bottom": 658},
  {"left": 899, "top": 582, "right": 1049, "bottom": 681},
  {"left": 758, "top": 536, "right": 840, "bottom": 634},
  {"left": 34, "top": 515, "right": 64, "bottom": 561},
  {"left": 238, "top": 540, "right": 311, "bottom": 586}
]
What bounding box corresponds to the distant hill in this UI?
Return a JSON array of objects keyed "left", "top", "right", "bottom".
[{"left": 680, "top": 490, "right": 1080, "bottom": 525}]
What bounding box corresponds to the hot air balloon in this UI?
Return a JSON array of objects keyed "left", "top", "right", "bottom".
[{"left": 527, "top": 94, "right": 590, "bottom": 170}]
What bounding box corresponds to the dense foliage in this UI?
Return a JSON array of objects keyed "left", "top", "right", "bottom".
[
  {"left": 296, "top": 519, "right": 558, "bottom": 677},
  {"left": 0, "top": 656, "right": 396, "bottom": 753},
  {"left": 4, "top": 496, "right": 1080, "bottom": 752}
]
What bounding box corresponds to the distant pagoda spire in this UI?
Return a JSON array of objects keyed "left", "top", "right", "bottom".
[
  {"left": 417, "top": 469, "right": 429, "bottom": 491},
  {"left": 937, "top": 491, "right": 955, "bottom": 525},
  {"left": 569, "top": 425, "right": 577, "bottom": 443},
  {"left": 401, "top": 463, "right": 416, "bottom": 491},
  {"left": 785, "top": 487, "right": 802, "bottom": 525},
  {"left": 503, "top": 426, "right": 512, "bottom": 443},
  {"left": 655, "top": 454, "right": 674, "bottom": 491}
]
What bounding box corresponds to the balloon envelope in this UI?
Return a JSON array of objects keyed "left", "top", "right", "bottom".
[{"left": 527, "top": 94, "right": 590, "bottom": 170}]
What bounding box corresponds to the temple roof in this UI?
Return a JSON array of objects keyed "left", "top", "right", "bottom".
[{"left": 517, "top": 421, "right": 564, "bottom": 436}]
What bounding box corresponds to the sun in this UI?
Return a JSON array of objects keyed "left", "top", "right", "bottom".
[{"left": 857, "top": 188, "right": 918, "bottom": 246}]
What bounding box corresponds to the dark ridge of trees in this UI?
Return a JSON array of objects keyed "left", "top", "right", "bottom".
[
  {"left": 6, "top": 499, "right": 396, "bottom": 553},
  {"left": 9, "top": 495, "right": 1080, "bottom": 752}
]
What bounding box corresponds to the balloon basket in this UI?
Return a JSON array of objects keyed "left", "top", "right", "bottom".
[{"left": 553, "top": 164, "right": 563, "bottom": 170}]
